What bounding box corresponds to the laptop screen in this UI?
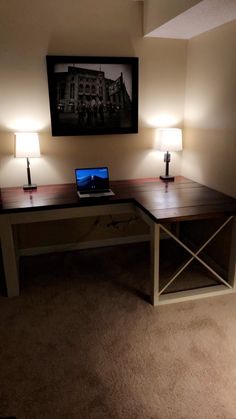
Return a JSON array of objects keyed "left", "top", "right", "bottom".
[{"left": 75, "top": 167, "right": 110, "bottom": 192}]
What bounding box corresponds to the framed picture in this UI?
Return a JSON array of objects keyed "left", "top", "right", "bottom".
[{"left": 46, "top": 55, "right": 138, "bottom": 137}]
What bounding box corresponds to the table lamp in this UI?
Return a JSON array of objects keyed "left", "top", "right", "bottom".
[
  {"left": 15, "top": 132, "right": 40, "bottom": 190},
  {"left": 156, "top": 128, "right": 183, "bottom": 181}
]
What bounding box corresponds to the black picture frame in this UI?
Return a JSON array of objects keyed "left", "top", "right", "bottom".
[{"left": 46, "top": 55, "right": 138, "bottom": 137}]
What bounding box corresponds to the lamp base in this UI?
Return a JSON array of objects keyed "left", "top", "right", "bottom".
[
  {"left": 23, "top": 184, "right": 37, "bottom": 190},
  {"left": 160, "top": 175, "right": 175, "bottom": 182}
]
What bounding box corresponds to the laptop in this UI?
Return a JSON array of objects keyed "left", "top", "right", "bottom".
[{"left": 75, "top": 167, "right": 115, "bottom": 198}]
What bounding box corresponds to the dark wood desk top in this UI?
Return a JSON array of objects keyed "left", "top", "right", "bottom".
[{"left": 0, "top": 177, "right": 236, "bottom": 222}]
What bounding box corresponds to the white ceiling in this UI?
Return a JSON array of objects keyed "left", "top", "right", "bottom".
[{"left": 144, "top": 0, "right": 236, "bottom": 39}]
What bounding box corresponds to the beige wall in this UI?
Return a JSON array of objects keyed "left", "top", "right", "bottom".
[
  {"left": 1, "top": 1, "right": 235, "bottom": 251},
  {"left": 183, "top": 20, "right": 236, "bottom": 197},
  {"left": 0, "top": 0, "right": 187, "bottom": 188}
]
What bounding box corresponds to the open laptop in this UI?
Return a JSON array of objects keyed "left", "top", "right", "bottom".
[{"left": 75, "top": 167, "right": 115, "bottom": 198}]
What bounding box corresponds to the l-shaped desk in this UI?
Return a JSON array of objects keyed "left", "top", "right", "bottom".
[{"left": 0, "top": 177, "right": 236, "bottom": 305}]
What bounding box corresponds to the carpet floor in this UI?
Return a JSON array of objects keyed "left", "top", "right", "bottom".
[{"left": 0, "top": 242, "right": 236, "bottom": 419}]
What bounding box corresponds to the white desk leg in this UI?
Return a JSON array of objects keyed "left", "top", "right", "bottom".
[
  {"left": 0, "top": 215, "right": 19, "bottom": 297},
  {"left": 150, "top": 223, "right": 160, "bottom": 306},
  {"left": 228, "top": 216, "right": 236, "bottom": 290}
]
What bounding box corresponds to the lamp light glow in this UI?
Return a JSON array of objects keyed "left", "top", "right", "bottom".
[
  {"left": 15, "top": 132, "right": 40, "bottom": 190},
  {"left": 15, "top": 132, "right": 40, "bottom": 158},
  {"left": 156, "top": 128, "right": 183, "bottom": 181}
]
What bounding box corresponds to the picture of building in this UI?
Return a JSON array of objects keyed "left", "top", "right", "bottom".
[{"left": 54, "top": 64, "right": 132, "bottom": 131}]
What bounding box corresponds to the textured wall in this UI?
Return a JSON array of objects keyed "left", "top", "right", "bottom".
[
  {"left": 183, "top": 20, "right": 236, "bottom": 197},
  {"left": 0, "top": 0, "right": 187, "bottom": 188}
]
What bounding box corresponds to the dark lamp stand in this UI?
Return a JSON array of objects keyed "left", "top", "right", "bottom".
[
  {"left": 160, "top": 151, "right": 175, "bottom": 181},
  {"left": 23, "top": 157, "right": 37, "bottom": 190}
]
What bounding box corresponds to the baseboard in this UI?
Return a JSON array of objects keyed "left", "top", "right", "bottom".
[{"left": 19, "top": 234, "right": 151, "bottom": 256}]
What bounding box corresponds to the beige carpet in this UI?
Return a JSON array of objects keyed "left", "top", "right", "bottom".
[{"left": 0, "top": 243, "right": 236, "bottom": 419}]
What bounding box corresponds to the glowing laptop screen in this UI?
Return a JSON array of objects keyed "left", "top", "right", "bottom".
[{"left": 75, "top": 167, "right": 110, "bottom": 192}]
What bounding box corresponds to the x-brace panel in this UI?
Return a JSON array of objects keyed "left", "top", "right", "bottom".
[
  {"left": 159, "top": 216, "right": 233, "bottom": 295},
  {"left": 151, "top": 215, "right": 236, "bottom": 306}
]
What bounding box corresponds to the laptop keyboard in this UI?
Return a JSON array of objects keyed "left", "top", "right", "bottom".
[
  {"left": 78, "top": 189, "right": 114, "bottom": 198},
  {"left": 80, "top": 189, "right": 110, "bottom": 195}
]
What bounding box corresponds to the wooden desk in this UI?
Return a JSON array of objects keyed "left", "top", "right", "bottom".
[{"left": 0, "top": 177, "right": 236, "bottom": 305}]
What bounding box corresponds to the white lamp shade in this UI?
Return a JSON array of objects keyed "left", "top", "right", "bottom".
[
  {"left": 156, "top": 128, "right": 183, "bottom": 152},
  {"left": 15, "top": 132, "right": 40, "bottom": 158}
]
